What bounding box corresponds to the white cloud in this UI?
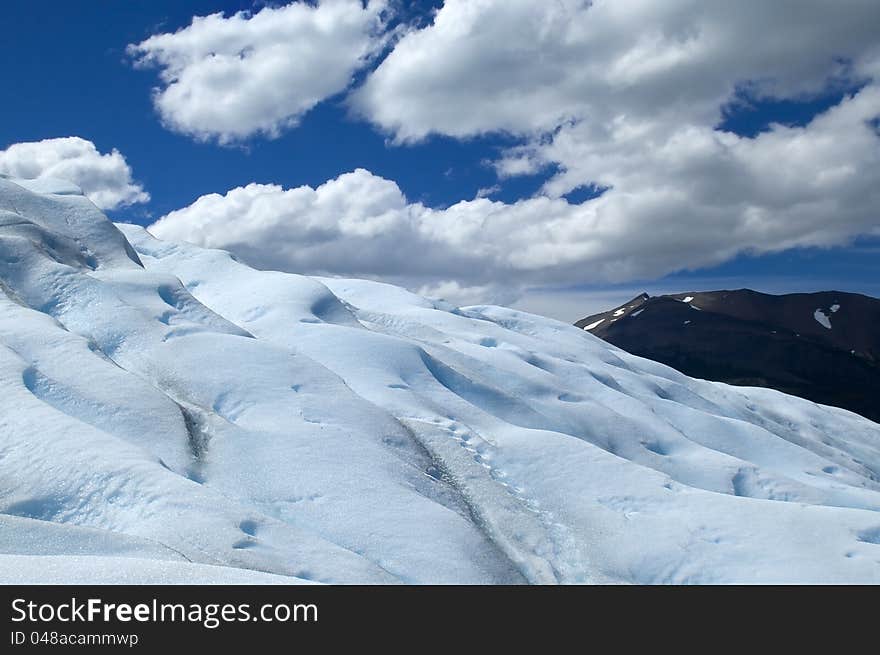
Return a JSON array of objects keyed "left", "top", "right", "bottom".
[
  {"left": 129, "top": 0, "right": 388, "bottom": 143},
  {"left": 149, "top": 85, "right": 880, "bottom": 294},
  {"left": 353, "top": 0, "right": 880, "bottom": 142},
  {"left": 151, "top": 1, "right": 880, "bottom": 309},
  {"left": 475, "top": 184, "right": 500, "bottom": 199},
  {"left": 417, "top": 280, "right": 520, "bottom": 308},
  {"left": 0, "top": 137, "right": 149, "bottom": 210},
  {"left": 360, "top": 0, "right": 880, "bottom": 294}
]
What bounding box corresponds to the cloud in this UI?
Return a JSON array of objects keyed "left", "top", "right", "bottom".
[
  {"left": 149, "top": 85, "right": 880, "bottom": 297},
  {"left": 416, "top": 280, "right": 521, "bottom": 308},
  {"left": 149, "top": 169, "right": 449, "bottom": 279},
  {"left": 352, "top": 0, "right": 880, "bottom": 142},
  {"left": 475, "top": 184, "right": 501, "bottom": 199},
  {"left": 0, "top": 137, "right": 149, "bottom": 210},
  {"left": 129, "top": 0, "right": 388, "bottom": 143},
  {"left": 151, "top": 1, "right": 880, "bottom": 307}
]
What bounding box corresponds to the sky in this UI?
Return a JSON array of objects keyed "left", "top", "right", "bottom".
[{"left": 1, "top": 0, "right": 878, "bottom": 322}]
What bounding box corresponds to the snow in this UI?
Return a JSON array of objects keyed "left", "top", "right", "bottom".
[
  {"left": 582, "top": 318, "right": 605, "bottom": 330},
  {"left": 631, "top": 309, "right": 645, "bottom": 317},
  {"left": 1, "top": 177, "right": 879, "bottom": 584},
  {"left": 612, "top": 309, "right": 626, "bottom": 317},
  {"left": 682, "top": 296, "right": 694, "bottom": 303},
  {"left": 831, "top": 304, "right": 841, "bottom": 313},
  {"left": 0, "top": 557, "right": 311, "bottom": 585},
  {"left": 0, "top": 515, "right": 312, "bottom": 583},
  {"left": 814, "top": 308, "right": 833, "bottom": 329}
]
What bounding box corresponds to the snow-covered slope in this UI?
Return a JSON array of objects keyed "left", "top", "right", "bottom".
[{"left": 1, "top": 175, "right": 879, "bottom": 584}]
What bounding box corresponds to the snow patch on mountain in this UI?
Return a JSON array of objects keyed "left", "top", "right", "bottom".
[{"left": 814, "top": 308, "right": 833, "bottom": 329}]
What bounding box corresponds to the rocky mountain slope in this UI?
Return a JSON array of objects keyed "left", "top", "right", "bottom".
[{"left": 576, "top": 290, "right": 880, "bottom": 423}]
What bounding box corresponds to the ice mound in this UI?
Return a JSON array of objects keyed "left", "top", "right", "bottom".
[{"left": 0, "top": 176, "right": 878, "bottom": 584}]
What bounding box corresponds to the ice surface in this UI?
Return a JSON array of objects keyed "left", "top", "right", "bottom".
[
  {"left": 1, "top": 557, "right": 311, "bottom": 584},
  {"left": 814, "top": 308, "right": 833, "bottom": 329},
  {"left": 1, "top": 176, "right": 879, "bottom": 583}
]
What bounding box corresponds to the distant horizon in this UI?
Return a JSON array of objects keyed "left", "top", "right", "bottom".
[{"left": 512, "top": 278, "right": 880, "bottom": 323}]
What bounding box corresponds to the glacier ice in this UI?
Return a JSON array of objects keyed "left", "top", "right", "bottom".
[{"left": 0, "top": 175, "right": 878, "bottom": 584}]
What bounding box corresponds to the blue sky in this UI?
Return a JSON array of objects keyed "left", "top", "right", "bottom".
[
  {"left": 1, "top": 0, "right": 878, "bottom": 321},
  {"left": 1, "top": 1, "right": 472, "bottom": 218}
]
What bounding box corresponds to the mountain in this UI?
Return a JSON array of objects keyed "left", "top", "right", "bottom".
[
  {"left": 1, "top": 175, "right": 879, "bottom": 584},
  {"left": 576, "top": 290, "right": 880, "bottom": 423}
]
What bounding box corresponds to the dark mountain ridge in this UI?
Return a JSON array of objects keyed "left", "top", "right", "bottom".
[{"left": 576, "top": 289, "right": 880, "bottom": 423}]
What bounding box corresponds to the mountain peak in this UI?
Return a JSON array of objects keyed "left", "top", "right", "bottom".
[{"left": 576, "top": 288, "right": 880, "bottom": 422}]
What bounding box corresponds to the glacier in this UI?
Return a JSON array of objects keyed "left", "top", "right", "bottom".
[{"left": 0, "top": 174, "right": 879, "bottom": 584}]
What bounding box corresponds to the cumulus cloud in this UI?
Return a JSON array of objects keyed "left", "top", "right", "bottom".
[
  {"left": 0, "top": 137, "right": 149, "bottom": 210},
  {"left": 149, "top": 169, "right": 458, "bottom": 280},
  {"left": 149, "top": 85, "right": 880, "bottom": 296},
  {"left": 353, "top": 0, "right": 880, "bottom": 142},
  {"left": 129, "top": 0, "right": 388, "bottom": 143},
  {"left": 417, "top": 280, "right": 520, "bottom": 308},
  {"left": 151, "top": 1, "right": 880, "bottom": 305}
]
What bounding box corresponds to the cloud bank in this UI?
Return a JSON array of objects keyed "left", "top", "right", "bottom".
[
  {"left": 128, "top": 0, "right": 388, "bottom": 143},
  {"left": 353, "top": 0, "right": 879, "bottom": 143},
  {"left": 150, "top": 84, "right": 880, "bottom": 289},
  {"left": 149, "top": 0, "right": 880, "bottom": 304},
  {"left": 0, "top": 137, "right": 149, "bottom": 210}
]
